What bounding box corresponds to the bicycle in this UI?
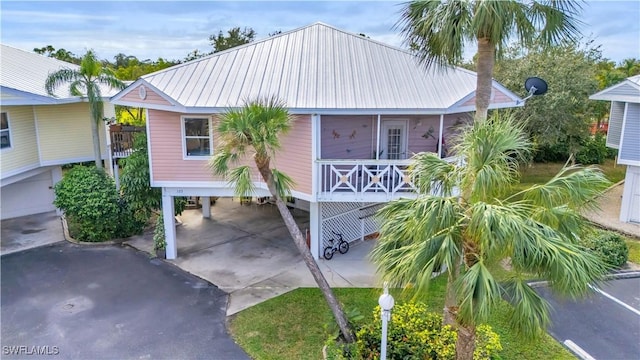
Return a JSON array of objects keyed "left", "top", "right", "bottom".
[{"left": 323, "top": 231, "right": 349, "bottom": 260}]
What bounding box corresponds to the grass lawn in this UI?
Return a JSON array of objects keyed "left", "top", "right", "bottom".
[
  {"left": 230, "top": 278, "right": 573, "bottom": 360},
  {"left": 518, "top": 159, "right": 625, "bottom": 185},
  {"left": 625, "top": 237, "right": 640, "bottom": 264}
]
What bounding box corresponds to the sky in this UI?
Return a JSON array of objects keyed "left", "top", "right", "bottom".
[{"left": 1, "top": 0, "right": 639, "bottom": 64}]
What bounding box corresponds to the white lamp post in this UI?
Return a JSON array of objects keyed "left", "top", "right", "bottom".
[{"left": 378, "top": 282, "right": 395, "bottom": 360}]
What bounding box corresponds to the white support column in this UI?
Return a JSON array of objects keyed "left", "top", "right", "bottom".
[
  {"left": 51, "top": 166, "right": 63, "bottom": 216},
  {"left": 162, "top": 191, "right": 177, "bottom": 259},
  {"left": 114, "top": 161, "right": 120, "bottom": 190},
  {"left": 309, "top": 201, "right": 321, "bottom": 259},
  {"left": 438, "top": 114, "right": 444, "bottom": 158},
  {"left": 376, "top": 114, "right": 382, "bottom": 160},
  {"left": 201, "top": 196, "right": 211, "bottom": 218}
]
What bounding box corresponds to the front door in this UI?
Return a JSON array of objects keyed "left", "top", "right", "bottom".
[{"left": 381, "top": 120, "right": 408, "bottom": 160}]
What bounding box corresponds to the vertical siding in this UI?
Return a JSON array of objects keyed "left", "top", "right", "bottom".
[
  {"left": 320, "top": 115, "right": 376, "bottom": 159},
  {"left": 149, "top": 110, "right": 215, "bottom": 182},
  {"left": 35, "top": 103, "right": 99, "bottom": 163},
  {"left": 607, "top": 101, "right": 625, "bottom": 148},
  {"left": 272, "top": 115, "right": 312, "bottom": 194},
  {"left": 620, "top": 103, "right": 640, "bottom": 162},
  {"left": 0, "top": 105, "right": 39, "bottom": 175},
  {"left": 120, "top": 84, "right": 173, "bottom": 106}
]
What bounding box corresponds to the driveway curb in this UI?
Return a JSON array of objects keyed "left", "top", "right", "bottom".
[{"left": 527, "top": 270, "right": 640, "bottom": 288}]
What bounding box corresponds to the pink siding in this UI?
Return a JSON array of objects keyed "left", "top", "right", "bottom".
[
  {"left": 149, "top": 110, "right": 214, "bottom": 181},
  {"left": 148, "top": 110, "right": 312, "bottom": 195},
  {"left": 462, "top": 88, "right": 514, "bottom": 107},
  {"left": 272, "top": 115, "right": 313, "bottom": 194},
  {"left": 121, "top": 84, "right": 173, "bottom": 106}
]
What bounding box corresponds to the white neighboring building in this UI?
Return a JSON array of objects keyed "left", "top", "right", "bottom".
[{"left": 590, "top": 75, "right": 640, "bottom": 223}]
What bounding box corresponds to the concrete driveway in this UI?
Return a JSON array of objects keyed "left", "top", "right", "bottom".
[
  {"left": 1, "top": 242, "right": 248, "bottom": 360},
  {"left": 0, "top": 211, "right": 63, "bottom": 255},
  {"left": 535, "top": 276, "right": 640, "bottom": 360},
  {"left": 126, "top": 198, "right": 379, "bottom": 315}
]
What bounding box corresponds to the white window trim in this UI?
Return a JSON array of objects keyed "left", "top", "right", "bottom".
[
  {"left": 1, "top": 112, "right": 13, "bottom": 151},
  {"left": 181, "top": 115, "right": 213, "bottom": 160}
]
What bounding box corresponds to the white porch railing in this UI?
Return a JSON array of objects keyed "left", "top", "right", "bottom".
[
  {"left": 317, "top": 157, "right": 460, "bottom": 202},
  {"left": 317, "top": 159, "right": 415, "bottom": 201}
]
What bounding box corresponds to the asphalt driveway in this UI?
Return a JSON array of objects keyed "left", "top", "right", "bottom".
[
  {"left": 536, "top": 276, "right": 640, "bottom": 360},
  {"left": 1, "top": 242, "right": 249, "bottom": 360}
]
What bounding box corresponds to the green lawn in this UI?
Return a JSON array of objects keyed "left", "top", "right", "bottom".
[
  {"left": 626, "top": 237, "right": 640, "bottom": 264},
  {"left": 518, "top": 159, "right": 625, "bottom": 186},
  {"left": 230, "top": 278, "right": 573, "bottom": 360}
]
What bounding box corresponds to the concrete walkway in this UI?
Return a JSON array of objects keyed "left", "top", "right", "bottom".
[
  {"left": 125, "top": 199, "right": 380, "bottom": 315},
  {"left": 583, "top": 182, "right": 640, "bottom": 238}
]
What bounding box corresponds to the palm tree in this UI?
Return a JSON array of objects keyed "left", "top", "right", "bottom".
[
  {"left": 46, "top": 50, "right": 125, "bottom": 169},
  {"left": 210, "top": 97, "right": 355, "bottom": 343},
  {"left": 399, "top": 0, "right": 583, "bottom": 121},
  {"left": 370, "top": 114, "right": 610, "bottom": 360}
]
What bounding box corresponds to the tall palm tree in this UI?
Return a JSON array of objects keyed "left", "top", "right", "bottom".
[
  {"left": 399, "top": 0, "right": 583, "bottom": 121},
  {"left": 210, "top": 97, "right": 355, "bottom": 343},
  {"left": 370, "top": 114, "right": 610, "bottom": 359},
  {"left": 46, "top": 50, "right": 125, "bottom": 168}
]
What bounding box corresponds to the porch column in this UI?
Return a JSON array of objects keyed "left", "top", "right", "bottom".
[
  {"left": 376, "top": 114, "right": 382, "bottom": 160},
  {"left": 202, "top": 196, "right": 211, "bottom": 218},
  {"left": 438, "top": 114, "right": 444, "bottom": 158},
  {"left": 114, "top": 161, "right": 121, "bottom": 190},
  {"left": 162, "top": 192, "right": 177, "bottom": 259},
  {"left": 309, "top": 201, "right": 321, "bottom": 259}
]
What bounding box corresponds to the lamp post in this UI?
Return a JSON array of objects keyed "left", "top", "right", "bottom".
[{"left": 378, "top": 282, "right": 395, "bottom": 360}]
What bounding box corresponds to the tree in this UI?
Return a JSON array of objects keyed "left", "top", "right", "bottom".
[
  {"left": 399, "top": 0, "right": 583, "bottom": 121},
  {"left": 493, "top": 40, "right": 602, "bottom": 158},
  {"left": 46, "top": 50, "right": 125, "bottom": 168},
  {"left": 209, "top": 27, "right": 256, "bottom": 53},
  {"left": 210, "top": 97, "right": 355, "bottom": 343},
  {"left": 34, "top": 45, "right": 80, "bottom": 64},
  {"left": 370, "top": 113, "right": 610, "bottom": 359}
]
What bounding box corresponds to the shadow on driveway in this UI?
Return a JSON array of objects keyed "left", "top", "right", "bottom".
[{"left": 1, "top": 242, "right": 249, "bottom": 360}]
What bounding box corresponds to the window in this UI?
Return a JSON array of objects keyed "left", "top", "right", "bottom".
[
  {"left": 182, "top": 117, "right": 212, "bottom": 158},
  {"left": 1, "top": 112, "right": 11, "bottom": 149}
]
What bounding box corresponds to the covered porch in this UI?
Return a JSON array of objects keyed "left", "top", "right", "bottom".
[{"left": 316, "top": 113, "right": 467, "bottom": 201}]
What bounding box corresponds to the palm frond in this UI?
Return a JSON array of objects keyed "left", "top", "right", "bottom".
[
  {"left": 45, "top": 68, "right": 81, "bottom": 96},
  {"left": 408, "top": 152, "right": 458, "bottom": 195},
  {"left": 502, "top": 278, "right": 551, "bottom": 339},
  {"left": 528, "top": 0, "right": 584, "bottom": 45},
  {"left": 227, "top": 166, "right": 256, "bottom": 198},
  {"left": 455, "top": 261, "right": 502, "bottom": 326},
  {"left": 271, "top": 169, "right": 295, "bottom": 199}
]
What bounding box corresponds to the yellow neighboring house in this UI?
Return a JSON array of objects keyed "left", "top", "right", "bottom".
[{"left": 0, "top": 44, "right": 117, "bottom": 219}]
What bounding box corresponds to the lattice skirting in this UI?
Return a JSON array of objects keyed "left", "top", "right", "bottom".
[{"left": 319, "top": 202, "right": 384, "bottom": 249}]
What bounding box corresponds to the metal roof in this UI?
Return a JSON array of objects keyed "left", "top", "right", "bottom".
[
  {"left": 0, "top": 44, "right": 118, "bottom": 105},
  {"left": 114, "top": 22, "right": 520, "bottom": 112}
]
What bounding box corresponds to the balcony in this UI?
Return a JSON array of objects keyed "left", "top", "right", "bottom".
[{"left": 109, "top": 125, "right": 144, "bottom": 158}]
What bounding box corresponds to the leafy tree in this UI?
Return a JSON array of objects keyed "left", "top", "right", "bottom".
[
  {"left": 493, "top": 40, "right": 602, "bottom": 158},
  {"left": 34, "top": 45, "right": 80, "bottom": 64},
  {"left": 209, "top": 27, "right": 256, "bottom": 53},
  {"left": 183, "top": 49, "right": 208, "bottom": 62},
  {"left": 370, "top": 114, "right": 611, "bottom": 360},
  {"left": 210, "top": 97, "right": 355, "bottom": 343},
  {"left": 120, "top": 132, "right": 186, "bottom": 222},
  {"left": 46, "top": 50, "right": 125, "bottom": 168},
  {"left": 398, "top": 0, "right": 583, "bottom": 121}
]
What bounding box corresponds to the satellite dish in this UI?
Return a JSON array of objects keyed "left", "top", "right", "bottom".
[
  {"left": 517, "top": 76, "right": 548, "bottom": 104},
  {"left": 524, "top": 77, "right": 548, "bottom": 96}
]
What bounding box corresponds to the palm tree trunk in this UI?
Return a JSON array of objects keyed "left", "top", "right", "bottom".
[
  {"left": 443, "top": 266, "right": 458, "bottom": 326},
  {"left": 475, "top": 38, "right": 495, "bottom": 122},
  {"left": 256, "top": 165, "right": 355, "bottom": 343},
  {"left": 456, "top": 323, "right": 476, "bottom": 360},
  {"left": 90, "top": 118, "right": 103, "bottom": 169}
]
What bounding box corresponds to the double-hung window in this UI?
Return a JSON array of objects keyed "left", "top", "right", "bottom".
[
  {"left": 1, "top": 112, "right": 11, "bottom": 149},
  {"left": 182, "top": 117, "right": 212, "bottom": 158}
]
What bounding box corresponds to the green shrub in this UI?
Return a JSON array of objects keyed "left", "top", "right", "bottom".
[
  {"left": 54, "top": 166, "right": 143, "bottom": 242},
  {"left": 576, "top": 133, "right": 608, "bottom": 165},
  {"left": 328, "top": 301, "right": 501, "bottom": 360},
  {"left": 153, "top": 214, "right": 166, "bottom": 251},
  {"left": 581, "top": 231, "right": 629, "bottom": 269}
]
